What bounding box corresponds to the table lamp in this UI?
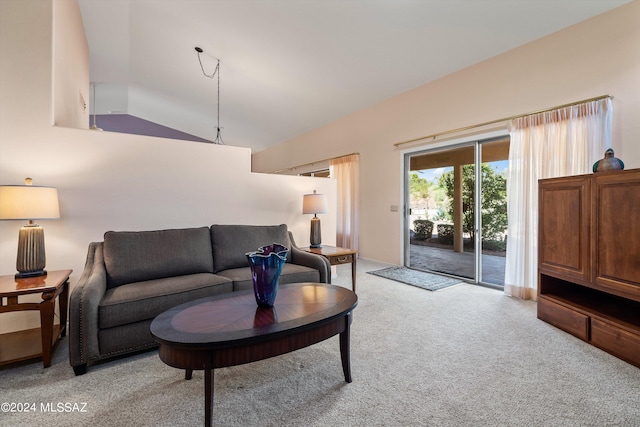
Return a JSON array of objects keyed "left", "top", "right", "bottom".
[
  {"left": 302, "top": 190, "right": 328, "bottom": 248},
  {"left": 0, "top": 178, "right": 60, "bottom": 278}
]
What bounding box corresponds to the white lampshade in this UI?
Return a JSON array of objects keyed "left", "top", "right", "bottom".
[
  {"left": 302, "top": 191, "right": 328, "bottom": 215},
  {"left": 0, "top": 184, "right": 60, "bottom": 220},
  {"left": 0, "top": 179, "right": 60, "bottom": 278}
]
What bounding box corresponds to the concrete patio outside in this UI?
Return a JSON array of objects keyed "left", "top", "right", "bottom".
[{"left": 409, "top": 244, "right": 505, "bottom": 286}]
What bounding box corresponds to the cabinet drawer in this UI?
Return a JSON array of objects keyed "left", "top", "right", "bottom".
[
  {"left": 538, "top": 297, "right": 589, "bottom": 340},
  {"left": 328, "top": 254, "right": 353, "bottom": 265},
  {"left": 590, "top": 318, "right": 640, "bottom": 367}
]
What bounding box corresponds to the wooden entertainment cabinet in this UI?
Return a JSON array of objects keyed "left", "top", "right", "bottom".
[{"left": 537, "top": 168, "right": 640, "bottom": 368}]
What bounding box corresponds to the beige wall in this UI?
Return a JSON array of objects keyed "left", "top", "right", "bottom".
[
  {"left": 52, "top": 0, "right": 90, "bottom": 129},
  {"left": 0, "top": 0, "right": 335, "bottom": 333},
  {"left": 253, "top": 0, "right": 640, "bottom": 265}
]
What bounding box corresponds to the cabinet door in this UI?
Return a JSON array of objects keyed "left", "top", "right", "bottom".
[
  {"left": 538, "top": 176, "right": 590, "bottom": 283},
  {"left": 593, "top": 169, "right": 640, "bottom": 302}
]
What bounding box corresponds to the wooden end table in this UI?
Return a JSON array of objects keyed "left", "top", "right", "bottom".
[
  {"left": 151, "top": 283, "right": 357, "bottom": 427},
  {"left": 0, "top": 269, "right": 72, "bottom": 368},
  {"left": 301, "top": 245, "right": 357, "bottom": 292}
]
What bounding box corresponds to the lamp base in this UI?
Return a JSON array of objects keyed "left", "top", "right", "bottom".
[
  {"left": 309, "top": 244, "right": 322, "bottom": 249},
  {"left": 309, "top": 217, "right": 322, "bottom": 248},
  {"left": 16, "top": 223, "right": 47, "bottom": 279},
  {"left": 16, "top": 269, "right": 47, "bottom": 279}
]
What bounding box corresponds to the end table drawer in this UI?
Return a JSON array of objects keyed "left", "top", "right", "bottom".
[
  {"left": 329, "top": 254, "right": 353, "bottom": 265},
  {"left": 538, "top": 297, "right": 589, "bottom": 340},
  {"left": 590, "top": 318, "right": 640, "bottom": 367}
]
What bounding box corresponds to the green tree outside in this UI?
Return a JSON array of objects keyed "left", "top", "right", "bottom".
[
  {"left": 437, "top": 164, "right": 507, "bottom": 244},
  {"left": 409, "top": 172, "right": 431, "bottom": 202},
  {"left": 409, "top": 172, "right": 447, "bottom": 212}
]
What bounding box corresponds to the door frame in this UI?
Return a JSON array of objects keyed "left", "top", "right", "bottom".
[{"left": 401, "top": 130, "right": 509, "bottom": 287}]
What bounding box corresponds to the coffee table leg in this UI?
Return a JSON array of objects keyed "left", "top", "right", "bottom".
[
  {"left": 204, "top": 361, "right": 214, "bottom": 427},
  {"left": 185, "top": 369, "right": 193, "bottom": 380},
  {"left": 339, "top": 311, "right": 353, "bottom": 383}
]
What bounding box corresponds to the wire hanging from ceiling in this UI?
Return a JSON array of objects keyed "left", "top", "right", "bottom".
[
  {"left": 89, "top": 82, "right": 103, "bottom": 131},
  {"left": 195, "top": 46, "right": 224, "bottom": 144}
]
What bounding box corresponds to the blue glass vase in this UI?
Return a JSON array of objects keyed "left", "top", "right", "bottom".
[{"left": 246, "top": 243, "right": 289, "bottom": 307}]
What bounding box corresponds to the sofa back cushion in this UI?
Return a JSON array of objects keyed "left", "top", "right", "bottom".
[
  {"left": 210, "top": 224, "right": 291, "bottom": 273},
  {"left": 104, "top": 227, "right": 214, "bottom": 289}
]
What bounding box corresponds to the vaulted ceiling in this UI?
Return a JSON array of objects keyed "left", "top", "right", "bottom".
[{"left": 78, "top": 0, "right": 630, "bottom": 152}]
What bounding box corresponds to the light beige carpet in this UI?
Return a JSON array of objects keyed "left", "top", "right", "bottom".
[{"left": 2, "top": 259, "right": 639, "bottom": 426}]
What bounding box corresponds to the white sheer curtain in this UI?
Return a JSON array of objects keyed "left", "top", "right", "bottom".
[
  {"left": 504, "top": 98, "right": 612, "bottom": 300},
  {"left": 329, "top": 154, "right": 360, "bottom": 251}
]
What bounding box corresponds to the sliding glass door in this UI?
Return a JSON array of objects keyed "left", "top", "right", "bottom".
[{"left": 405, "top": 137, "right": 508, "bottom": 287}]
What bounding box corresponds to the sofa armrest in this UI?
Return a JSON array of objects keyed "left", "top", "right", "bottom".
[
  {"left": 69, "top": 242, "right": 107, "bottom": 370},
  {"left": 288, "top": 232, "right": 331, "bottom": 284}
]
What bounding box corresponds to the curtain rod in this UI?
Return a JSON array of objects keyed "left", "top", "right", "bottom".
[
  {"left": 269, "top": 152, "right": 359, "bottom": 174},
  {"left": 393, "top": 94, "right": 613, "bottom": 148}
]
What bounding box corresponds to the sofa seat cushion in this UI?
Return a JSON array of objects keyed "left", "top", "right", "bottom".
[
  {"left": 210, "top": 224, "right": 291, "bottom": 273},
  {"left": 216, "top": 264, "right": 321, "bottom": 292},
  {"left": 99, "top": 273, "right": 232, "bottom": 329},
  {"left": 104, "top": 227, "right": 214, "bottom": 289}
]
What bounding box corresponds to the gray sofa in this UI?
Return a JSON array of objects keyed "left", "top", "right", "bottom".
[{"left": 69, "top": 224, "right": 330, "bottom": 375}]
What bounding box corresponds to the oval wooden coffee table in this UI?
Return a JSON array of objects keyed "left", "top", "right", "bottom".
[{"left": 150, "top": 282, "right": 358, "bottom": 426}]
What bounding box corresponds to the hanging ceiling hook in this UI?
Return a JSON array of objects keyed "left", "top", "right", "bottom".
[{"left": 195, "top": 47, "right": 219, "bottom": 79}]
